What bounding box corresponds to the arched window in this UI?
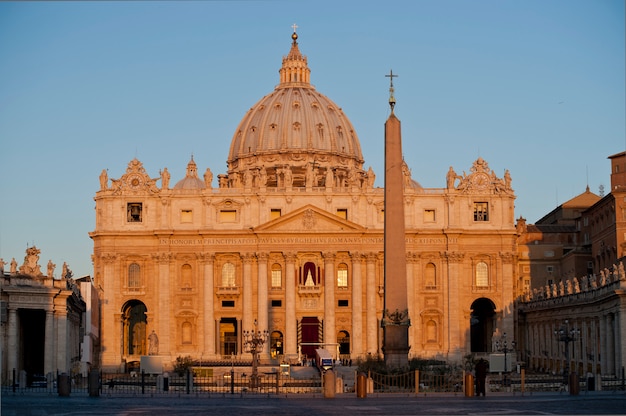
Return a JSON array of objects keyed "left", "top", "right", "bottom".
[
  {"left": 425, "top": 262, "right": 436, "bottom": 288},
  {"left": 475, "top": 261, "right": 489, "bottom": 287},
  {"left": 301, "top": 262, "right": 318, "bottom": 286},
  {"left": 271, "top": 263, "right": 282, "bottom": 288},
  {"left": 182, "top": 322, "right": 192, "bottom": 344},
  {"left": 337, "top": 263, "right": 348, "bottom": 288},
  {"left": 222, "top": 262, "right": 235, "bottom": 287},
  {"left": 128, "top": 263, "right": 141, "bottom": 290},
  {"left": 181, "top": 264, "right": 192, "bottom": 288}
]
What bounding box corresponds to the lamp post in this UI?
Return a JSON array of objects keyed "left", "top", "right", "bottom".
[
  {"left": 495, "top": 332, "right": 516, "bottom": 388},
  {"left": 243, "top": 319, "right": 269, "bottom": 389},
  {"left": 554, "top": 320, "right": 580, "bottom": 386}
]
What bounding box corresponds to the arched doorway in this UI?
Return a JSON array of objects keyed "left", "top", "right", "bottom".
[
  {"left": 470, "top": 298, "right": 496, "bottom": 353},
  {"left": 122, "top": 300, "right": 148, "bottom": 356},
  {"left": 338, "top": 330, "right": 350, "bottom": 358},
  {"left": 270, "top": 331, "right": 283, "bottom": 358}
]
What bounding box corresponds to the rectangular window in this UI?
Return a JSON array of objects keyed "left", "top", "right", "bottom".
[
  {"left": 271, "top": 269, "right": 282, "bottom": 288},
  {"left": 337, "top": 268, "right": 348, "bottom": 288},
  {"left": 271, "top": 300, "right": 282, "bottom": 307},
  {"left": 338, "top": 300, "right": 349, "bottom": 307},
  {"left": 127, "top": 203, "right": 142, "bottom": 222},
  {"left": 270, "top": 209, "right": 282, "bottom": 220},
  {"left": 181, "top": 209, "right": 193, "bottom": 223},
  {"left": 219, "top": 210, "right": 237, "bottom": 222},
  {"left": 546, "top": 266, "right": 554, "bottom": 273},
  {"left": 424, "top": 209, "right": 435, "bottom": 222},
  {"left": 336, "top": 209, "right": 348, "bottom": 220},
  {"left": 473, "top": 202, "right": 489, "bottom": 221},
  {"left": 221, "top": 300, "right": 235, "bottom": 308}
]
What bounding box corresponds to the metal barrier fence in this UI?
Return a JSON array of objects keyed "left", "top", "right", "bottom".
[{"left": 2, "top": 370, "right": 624, "bottom": 396}]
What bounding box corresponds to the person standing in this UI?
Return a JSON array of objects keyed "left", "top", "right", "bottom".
[{"left": 475, "top": 358, "right": 488, "bottom": 397}]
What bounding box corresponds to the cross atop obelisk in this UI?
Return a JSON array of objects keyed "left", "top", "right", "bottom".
[{"left": 385, "top": 70, "right": 397, "bottom": 110}]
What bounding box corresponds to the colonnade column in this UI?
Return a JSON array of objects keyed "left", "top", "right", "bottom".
[
  {"left": 201, "top": 252, "right": 215, "bottom": 357},
  {"left": 284, "top": 252, "right": 297, "bottom": 358},
  {"left": 607, "top": 314, "right": 615, "bottom": 375},
  {"left": 56, "top": 307, "right": 68, "bottom": 373},
  {"left": 323, "top": 252, "right": 336, "bottom": 357},
  {"left": 366, "top": 253, "right": 378, "bottom": 355},
  {"left": 6, "top": 308, "right": 17, "bottom": 377},
  {"left": 350, "top": 252, "right": 363, "bottom": 357},
  {"left": 256, "top": 253, "right": 270, "bottom": 360},
  {"left": 242, "top": 254, "right": 254, "bottom": 333},
  {"left": 44, "top": 310, "right": 55, "bottom": 375},
  {"left": 614, "top": 311, "right": 623, "bottom": 376},
  {"left": 600, "top": 315, "right": 608, "bottom": 374}
]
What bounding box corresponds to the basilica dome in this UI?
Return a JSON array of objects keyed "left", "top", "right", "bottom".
[{"left": 226, "top": 31, "right": 365, "bottom": 189}]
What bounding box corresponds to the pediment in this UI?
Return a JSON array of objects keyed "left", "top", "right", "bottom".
[{"left": 254, "top": 205, "right": 366, "bottom": 233}]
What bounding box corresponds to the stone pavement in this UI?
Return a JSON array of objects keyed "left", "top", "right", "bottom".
[{"left": 2, "top": 390, "right": 626, "bottom": 415}]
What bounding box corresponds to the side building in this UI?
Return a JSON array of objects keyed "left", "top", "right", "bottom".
[
  {"left": 91, "top": 30, "right": 519, "bottom": 373},
  {"left": 0, "top": 248, "right": 86, "bottom": 386},
  {"left": 517, "top": 151, "right": 626, "bottom": 378}
]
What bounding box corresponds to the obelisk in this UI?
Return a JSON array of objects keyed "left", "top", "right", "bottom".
[{"left": 382, "top": 70, "right": 410, "bottom": 369}]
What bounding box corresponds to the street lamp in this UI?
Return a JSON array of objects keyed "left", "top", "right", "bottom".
[
  {"left": 554, "top": 320, "right": 580, "bottom": 386},
  {"left": 495, "top": 332, "right": 516, "bottom": 387},
  {"left": 243, "top": 319, "right": 269, "bottom": 389}
]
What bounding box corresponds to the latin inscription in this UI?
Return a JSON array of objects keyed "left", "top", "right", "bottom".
[{"left": 159, "top": 236, "right": 457, "bottom": 245}]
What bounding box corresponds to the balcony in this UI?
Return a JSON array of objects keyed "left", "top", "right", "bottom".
[{"left": 216, "top": 285, "right": 240, "bottom": 299}]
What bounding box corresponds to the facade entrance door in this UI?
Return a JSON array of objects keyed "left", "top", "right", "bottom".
[
  {"left": 219, "top": 318, "right": 238, "bottom": 356},
  {"left": 299, "top": 316, "right": 320, "bottom": 358},
  {"left": 470, "top": 298, "right": 496, "bottom": 352},
  {"left": 122, "top": 300, "right": 147, "bottom": 356}
]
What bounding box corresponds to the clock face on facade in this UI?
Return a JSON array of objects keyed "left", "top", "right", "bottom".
[
  {"left": 472, "top": 172, "right": 490, "bottom": 190},
  {"left": 128, "top": 174, "right": 142, "bottom": 189}
]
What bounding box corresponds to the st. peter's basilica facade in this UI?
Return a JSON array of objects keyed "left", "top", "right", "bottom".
[{"left": 91, "top": 30, "right": 517, "bottom": 372}]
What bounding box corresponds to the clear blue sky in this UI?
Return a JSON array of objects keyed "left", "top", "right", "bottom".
[{"left": 0, "top": 0, "right": 624, "bottom": 278}]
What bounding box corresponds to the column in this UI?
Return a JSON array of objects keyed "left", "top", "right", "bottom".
[
  {"left": 614, "top": 310, "right": 622, "bottom": 376},
  {"left": 202, "top": 253, "right": 215, "bottom": 357},
  {"left": 256, "top": 253, "right": 270, "bottom": 360},
  {"left": 600, "top": 315, "right": 608, "bottom": 374},
  {"left": 406, "top": 253, "right": 416, "bottom": 356},
  {"left": 44, "top": 310, "right": 55, "bottom": 375},
  {"left": 351, "top": 252, "right": 363, "bottom": 357},
  {"left": 284, "top": 252, "right": 297, "bottom": 357},
  {"left": 323, "top": 252, "right": 336, "bottom": 357},
  {"left": 607, "top": 314, "right": 615, "bottom": 375},
  {"left": 56, "top": 308, "right": 68, "bottom": 373},
  {"left": 366, "top": 253, "right": 378, "bottom": 355},
  {"left": 6, "top": 307, "right": 18, "bottom": 377},
  {"left": 100, "top": 253, "right": 119, "bottom": 370},
  {"left": 242, "top": 254, "right": 254, "bottom": 333},
  {"left": 445, "top": 252, "right": 464, "bottom": 360},
  {"left": 157, "top": 253, "right": 171, "bottom": 356}
]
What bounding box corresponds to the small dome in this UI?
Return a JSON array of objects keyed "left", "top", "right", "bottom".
[{"left": 173, "top": 157, "right": 205, "bottom": 190}]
